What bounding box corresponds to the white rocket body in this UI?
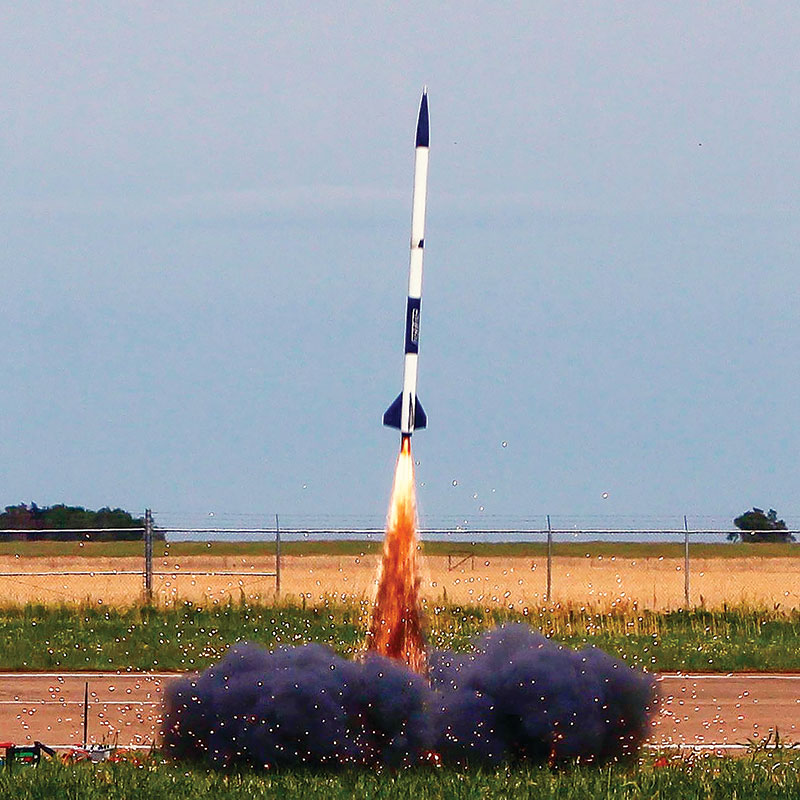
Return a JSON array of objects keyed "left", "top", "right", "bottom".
[{"left": 384, "top": 90, "right": 429, "bottom": 438}]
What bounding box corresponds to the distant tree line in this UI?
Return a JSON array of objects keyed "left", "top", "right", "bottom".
[
  {"left": 0, "top": 503, "right": 161, "bottom": 541},
  {"left": 728, "top": 507, "right": 796, "bottom": 543}
]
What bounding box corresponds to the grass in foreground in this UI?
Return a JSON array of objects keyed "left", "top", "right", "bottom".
[
  {"left": 0, "top": 752, "right": 798, "bottom": 800},
  {"left": 0, "top": 602, "right": 797, "bottom": 672}
]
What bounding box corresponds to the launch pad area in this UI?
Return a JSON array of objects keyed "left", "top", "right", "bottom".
[{"left": 0, "top": 671, "right": 796, "bottom": 754}]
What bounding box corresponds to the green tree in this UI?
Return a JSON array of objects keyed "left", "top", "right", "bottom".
[
  {"left": 729, "top": 507, "right": 795, "bottom": 543},
  {"left": 0, "top": 504, "right": 149, "bottom": 541}
]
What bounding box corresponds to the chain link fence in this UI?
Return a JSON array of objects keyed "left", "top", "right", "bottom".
[{"left": 0, "top": 512, "right": 796, "bottom": 609}]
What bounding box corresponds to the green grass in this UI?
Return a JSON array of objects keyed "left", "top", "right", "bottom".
[
  {"left": 0, "top": 602, "right": 798, "bottom": 672},
  {"left": 1, "top": 753, "right": 799, "bottom": 799},
  {"left": 1, "top": 538, "right": 798, "bottom": 558}
]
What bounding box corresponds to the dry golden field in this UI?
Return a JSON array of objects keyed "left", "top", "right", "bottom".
[{"left": 0, "top": 551, "right": 797, "bottom": 610}]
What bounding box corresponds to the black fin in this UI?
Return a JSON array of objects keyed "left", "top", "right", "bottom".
[{"left": 383, "top": 393, "right": 403, "bottom": 429}]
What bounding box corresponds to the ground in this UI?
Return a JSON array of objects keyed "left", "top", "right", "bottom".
[{"left": 0, "top": 671, "right": 797, "bottom": 752}]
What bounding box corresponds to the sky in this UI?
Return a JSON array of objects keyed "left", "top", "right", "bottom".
[{"left": 1, "top": 3, "right": 799, "bottom": 528}]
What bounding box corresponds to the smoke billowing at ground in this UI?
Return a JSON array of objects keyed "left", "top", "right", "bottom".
[
  {"left": 429, "top": 625, "right": 658, "bottom": 766},
  {"left": 163, "top": 438, "right": 657, "bottom": 768},
  {"left": 163, "top": 625, "right": 658, "bottom": 769},
  {"left": 366, "top": 437, "right": 427, "bottom": 673}
]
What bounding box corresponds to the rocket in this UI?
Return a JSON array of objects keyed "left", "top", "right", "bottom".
[{"left": 383, "top": 89, "right": 430, "bottom": 440}]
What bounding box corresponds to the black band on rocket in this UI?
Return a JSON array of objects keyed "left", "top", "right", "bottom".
[{"left": 404, "top": 297, "right": 421, "bottom": 354}]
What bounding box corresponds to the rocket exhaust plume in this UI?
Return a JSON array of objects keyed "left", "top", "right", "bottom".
[{"left": 366, "top": 436, "right": 427, "bottom": 673}]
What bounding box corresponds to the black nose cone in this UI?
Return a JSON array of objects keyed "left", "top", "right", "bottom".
[{"left": 415, "top": 91, "right": 429, "bottom": 148}]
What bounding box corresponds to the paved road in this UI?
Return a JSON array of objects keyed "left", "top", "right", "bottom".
[
  {"left": 653, "top": 673, "right": 799, "bottom": 750},
  {"left": 0, "top": 672, "right": 797, "bottom": 752}
]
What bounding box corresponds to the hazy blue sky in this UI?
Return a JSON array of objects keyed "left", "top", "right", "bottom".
[{"left": 2, "top": 3, "right": 799, "bottom": 526}]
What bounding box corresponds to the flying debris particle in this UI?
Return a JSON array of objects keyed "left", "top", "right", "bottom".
[
  {"left": 602, "top": 492, "right": 609, "bottom": 500},
  {"left": 452, "top": 480, "right": 458, "bottom": 487},
  {"left": 502, "top": 441, "right": 508, "bottom": 448}
]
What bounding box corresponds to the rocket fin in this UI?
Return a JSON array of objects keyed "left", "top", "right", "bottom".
[
  {"left": 383, "top": 393, "right": 403, "bottom": 429},
  {"left": 383, "top": 394, "right": 427, "bottom": 431}
]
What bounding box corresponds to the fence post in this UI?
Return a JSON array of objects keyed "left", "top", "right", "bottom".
[
  {"left": 83, "top": 680, "right": 89, "bottom": 748},
  {"left": 683, "top": 514, "right": 690, "bottom": 607},
  {"left": 144, "top": 509, "right": 153, "bottom": 604},
  {"left": 275, "top": 514, "right": 281, "bottom": 597},
  {"left": 546, "top": 514, "right": 553, "bottom": 604}
]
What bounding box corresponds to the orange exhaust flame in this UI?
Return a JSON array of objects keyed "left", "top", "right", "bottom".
[{"left": 367, "top": 436, "right": 427, "bottom": 674}]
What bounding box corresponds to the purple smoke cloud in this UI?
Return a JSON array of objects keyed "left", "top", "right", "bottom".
[
  {"left": 430, "top": 624, "right": 657, "bottom": 764},
  {"left": 163, "top": 624, "right": 657, "bottom": 769}
]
